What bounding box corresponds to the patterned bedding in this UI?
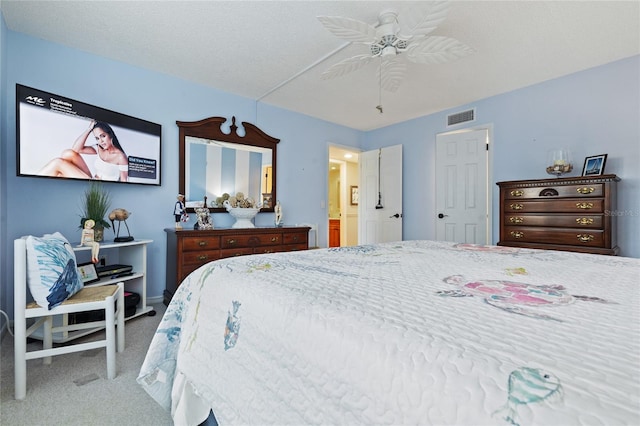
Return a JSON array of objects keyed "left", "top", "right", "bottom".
[{"left": 138, "top": 240, "right": 640, "bottom": 425}]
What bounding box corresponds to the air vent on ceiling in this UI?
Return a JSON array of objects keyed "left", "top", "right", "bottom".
[{"left": 447, "top": 108, "right": 475, "bottom": 126}]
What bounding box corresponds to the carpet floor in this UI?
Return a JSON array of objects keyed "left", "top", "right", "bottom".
[{"left": 1, "top": 303, "right": 173, "bottom": 425}]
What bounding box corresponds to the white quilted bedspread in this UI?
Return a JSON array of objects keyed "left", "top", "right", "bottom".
[{"left": 138, "top": 240, "right": 640, "bottom": 425}]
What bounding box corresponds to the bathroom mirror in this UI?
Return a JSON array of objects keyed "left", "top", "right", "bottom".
[{"left": 178, "top": 116, "right": 279, "bottom": 213}]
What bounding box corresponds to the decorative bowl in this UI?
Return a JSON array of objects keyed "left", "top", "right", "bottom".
[
  {"left": 546, "top": 149, "right": 573, "bottom": 177},
  {"left": 224, "top": 201, "right": 260, "bottom": 228}
]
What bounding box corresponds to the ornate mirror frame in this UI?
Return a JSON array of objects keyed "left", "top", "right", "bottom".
[{"left": 177, "top": 116, "right": 279, "bottom": 213}]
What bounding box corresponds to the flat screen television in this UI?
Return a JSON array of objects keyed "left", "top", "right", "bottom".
[{"left": 16, "top": 84, "right": 161, "bottom": 186}]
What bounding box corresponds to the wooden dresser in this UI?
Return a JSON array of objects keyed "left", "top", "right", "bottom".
[
  {"left": 497, "top": 175, "right": 619, "bottom": 255},
  {"left": 164, "top": 226, "right": 310, "bottom": 304}
]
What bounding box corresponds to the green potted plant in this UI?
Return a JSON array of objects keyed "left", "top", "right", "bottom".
[{"left": 79, "top": 182, "right": 112, "bottom": 242}]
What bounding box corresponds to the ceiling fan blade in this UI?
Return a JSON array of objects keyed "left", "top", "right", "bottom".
[
  {"left": 379, "top": 59, "right": 407, "bottom": 93},
  {"left": 317, "top": 16, "right": 377, "bottom": 43},
  {"left": 321, "top": 54, "right": 374, "bottom": 80},
  {"left": 406, "top": 36, "right": 475, "bottom": 64},
  {"left": 398, "top": 1, "right": 450, "bottom": 38}
]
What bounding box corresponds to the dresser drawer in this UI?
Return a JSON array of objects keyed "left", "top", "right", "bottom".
[
  {"left": 504, "top": 214, "right": 603, "bottom": 229},
  {"left": 182, "top": 236, "right": 220, "bottom": 251},
  {"left": 282, "top": 243, "right": 309, "bottom": 252},
  {"left": 221, "top": 233, "right": 282, "bottom": 248},
  {"left": 504, "top": 184, "right": 604, "bottom": 199},
  {"left": 182, "top": 250, "right": 220, "bottom": 266},
  {"left": 253, "top": 246, "right": 284, "bottom": 255},
  {"left": 505, "top": 199, "right": 604, "bottom": 213},
  {"left": 220, "top": 247, "right": 255, "bottom": 258},
  {"left": 180, "top": 264, "right": 203, "bottom": 282},
  {"left": 505, "top": 227, "right": 605, "bottom": 247},
  {"left": 283, "top": 232, "right": 308, "bottom": 245}
]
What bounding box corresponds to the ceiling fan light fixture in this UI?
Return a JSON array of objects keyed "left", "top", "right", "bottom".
[
  {"left": 319, "top": 3, "right": 474, "bottom": 88},
  {"left": 381, "top": 34, "right": 398, "bottom": 46},
  {"left": 381, "top": 46, "right": 396, "bottom": 58},
  {"left": 375, "top": 22, "right": 398, "bottom": 44}
]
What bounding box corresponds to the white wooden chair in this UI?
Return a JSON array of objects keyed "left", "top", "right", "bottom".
[{"left": 14, "top": 238, "right": 125, "bottom": 400}]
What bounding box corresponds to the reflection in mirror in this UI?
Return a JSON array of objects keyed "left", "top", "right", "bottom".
[
  {"left": 178, "top": 116, "right": 279, "bottom": 213},
  {"left": 185, "top": 137, "right": 273, "bottom": 208}
]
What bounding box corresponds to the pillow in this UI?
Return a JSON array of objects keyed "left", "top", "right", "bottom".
[{"left": 25, "top": 232, "right": 84, "bottom": 309}]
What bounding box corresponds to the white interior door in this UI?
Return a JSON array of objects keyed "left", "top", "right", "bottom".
[
  {"left": 359, "top": 145, "right": 403, "bottom": 244},
  {"left": 435, "top": 129, "right": 489, "bottom": 243}
]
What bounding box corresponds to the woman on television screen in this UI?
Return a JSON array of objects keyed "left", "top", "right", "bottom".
[{"left": 39, "top": 120, "right": 129, "bottom": 182}]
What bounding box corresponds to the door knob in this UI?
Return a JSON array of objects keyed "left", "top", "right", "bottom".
[
  {"left": 438, "top": 213, "right": 448, "bottom": 219},
  {"left": 389, "top": 213, "right": 402, "bottom": 218}
]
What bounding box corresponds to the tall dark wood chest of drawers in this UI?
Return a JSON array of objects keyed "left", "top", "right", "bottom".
[
  {"left": 497, "top": 175, "right": 619, "bottom": 255},
  {"left": 164, "top": 226, "right": 310, "bottom": 304}
]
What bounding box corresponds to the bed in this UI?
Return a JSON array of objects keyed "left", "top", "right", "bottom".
[{"left": 138, "top": 240, "right": 640, "bottom": 425}]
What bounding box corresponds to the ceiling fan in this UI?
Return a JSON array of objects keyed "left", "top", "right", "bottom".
[{"left": 317, "top": 1, "right": 474, "bottom": 92}]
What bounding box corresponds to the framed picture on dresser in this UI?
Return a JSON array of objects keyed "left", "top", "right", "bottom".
[{"left": 582, "top": 154, "right": 607, "bottom": 176}]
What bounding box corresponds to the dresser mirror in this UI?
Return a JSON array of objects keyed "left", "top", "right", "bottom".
[{"left": 178, "top": 116, "right": 279, "bottom": 213}]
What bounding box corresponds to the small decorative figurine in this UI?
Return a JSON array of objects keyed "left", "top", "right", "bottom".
[
  {"left": 109, "top": 208, "right": 134, "bottom": 242},
  {"left": 80, "top": 219, "right": 100, "bottom": 263},
  {"left": 274, "top": 200, "right": 283, "bottom": 227},
  {"left": 194, "top": 207, "right": 214, "bottom": 230},
  {"left": 174, "top": 194, "right": 187, "bottom": 229}
]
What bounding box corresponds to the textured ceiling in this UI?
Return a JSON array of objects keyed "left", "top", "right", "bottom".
[{"left": 2, "top": 0, "right": 638, "bottom": 131}]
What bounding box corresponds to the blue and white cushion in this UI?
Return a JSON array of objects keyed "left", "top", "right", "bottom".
[{"left": 25, "top": 232, "right": 83, "bottom": 309}]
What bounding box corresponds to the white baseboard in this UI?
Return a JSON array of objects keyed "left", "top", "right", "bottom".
[{"left": 147, "top": 295, "right": 164, "bottom": 305}]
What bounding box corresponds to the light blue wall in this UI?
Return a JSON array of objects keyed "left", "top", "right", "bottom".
[
  {"left": 0, "top": 29, "right": 361, "bottom": 318},
  {"left": 1, "top": 23, "right": 638, "bottom": 321},
  {"left": 364, "top": 55, "right": 640, "bottom": 258},
  {"left": 1, "top": 13, "right": 8, "bottom": 330}
]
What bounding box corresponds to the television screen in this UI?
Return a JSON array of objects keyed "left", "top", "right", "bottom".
[{"left": 16, "top": 84, "right": 161, "bottom": 186}]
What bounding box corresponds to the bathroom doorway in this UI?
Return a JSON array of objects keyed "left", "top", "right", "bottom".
[{"left": 328, "top": 145, "right": 360, "bottom": 247}]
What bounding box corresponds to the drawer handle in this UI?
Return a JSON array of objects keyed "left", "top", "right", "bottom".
[
  {"left": 577, "top": 234, "right": 595, "bottom": 243},
  {"left": 292, "top": 236, "right": 299, "bottom": 241},
  {"left": 270, "top": 237, "right": 279, "bottom": 242},
  {"left": 510, "top": 190, "right": 524, "bottom": 197},
  {"left": 509, "top": 217, "right": 524, "bottom": 224},
  {"left": 510, "top": 203, "right": 524, "bottom": 210},
  {"left": 197, "top": 255, "right": 208, "bottom": 261},
  {"left": 510, "top": 231, "right": 524, "bottom": 239},
  {"left": 227, "top": 239, "right": 237, "bottom": 245},
  {"left": 576, "top": 202, "right": 594, "bottom": 210},
  {"left": 198, "top": 241, "right": 208, "bottom": 247},
  {"left": 539, "top": 188, "right": 559, "bottom": 197},
  {"left": 576, "top": 217, "right": 594, "bottom": 225},
  {"left": 577, "top": 187, "right": 595, "bottom": 194}
]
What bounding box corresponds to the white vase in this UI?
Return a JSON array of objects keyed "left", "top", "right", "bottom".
[{"left": 224, "top": 201, "right": 260, "bottom": 228}]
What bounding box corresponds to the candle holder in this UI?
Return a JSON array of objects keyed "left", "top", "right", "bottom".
[{"left": 546, "top": 149, "right": 573, "bottom": 177}]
